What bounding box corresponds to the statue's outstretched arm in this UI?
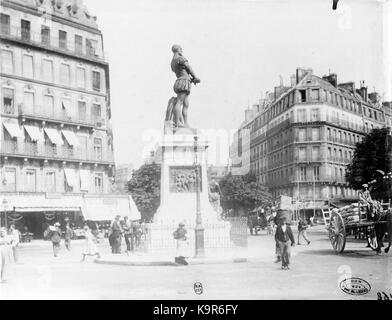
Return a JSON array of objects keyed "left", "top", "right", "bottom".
[{"left": 184, "top": 61, "right": 199, "bottom": 81}]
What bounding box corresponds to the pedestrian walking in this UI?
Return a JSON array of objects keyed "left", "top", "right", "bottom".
[
  {"left": 81, "top": 226, "right": 100, "bottom": 262},
  {"left": 297, "top": 218, "right": 311, "bottom": 245},
  {"left": 267, "top": 215, "right": 274, "bottom": 235},
  {"left": 122, "top": 216, "right": 133, "bottom": 254},
  {"left": 110, "top": 215, "right": 123, "bottom": 254},
  {"left": 134, "top": 221, "right": 142, "bottom": 248},
  {"left": 8, "top": 224, "right": 20, "bottom": 262},
  {"left": 173, "top": 222, "right": 189, "bottom": 265},
  {"left": 0, "top": 227, "right": 14, "bottom": 283},
  {"left": 273, "top": 214, "right": 281, "bottom": 263},
  {"left": 64, "top": 221, "right": 73, "bottom": 251},
  {"left": 50, "top": 223, "right": 62, "bottom": 257},
  {"left": 275, "top": 217, "right": 295, "bottom": 270}
]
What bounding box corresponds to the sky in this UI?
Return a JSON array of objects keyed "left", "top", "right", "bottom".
[{"left": 83, "top": 0, "right": 385, "bottom": 168}]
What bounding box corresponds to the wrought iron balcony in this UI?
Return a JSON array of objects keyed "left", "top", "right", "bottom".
[
  {"left": 326, "top": 136, "right": 356, "bottom": 146},
  {"left": 327, "top": 156, "right": 351, "bottom": 164},
  {"left": 18, "top": 104, "right": 105, "bottom": 128},
  {"left": 0, "top": 140, "right": 114, "bottom": 164},
  {"left": 0, "top": 25, "right": 108, "bottom": 64},
  {"left": 293, "top": 156, "right": 322, "bottom": 163},
  {"left": 289, "top": 176, "right": 347, "bottom": 184},
  {"left": 326, "top": 116, "right": 365, "bottom": 132}
]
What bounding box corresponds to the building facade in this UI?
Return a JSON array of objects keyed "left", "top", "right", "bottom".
[
  {"left": 229, "top": 105, "right": 256, "bottom": 176},
  {"left": 231, "top": 68, "right": 388, "bottom": 216},
  {"left": 0, "top": 0, "right": 139, "bottom": 234},
  {"left": 115, "top": 163, "right": 133, "bottom": 193}
]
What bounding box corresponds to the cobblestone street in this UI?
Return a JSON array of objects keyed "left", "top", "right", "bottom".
[{"left": 0, "top": 226, "right": 390, "bottom": 300}]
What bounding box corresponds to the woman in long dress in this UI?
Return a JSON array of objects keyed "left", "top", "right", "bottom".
[
  {"left": 81, "top": 226, "right": 100, "bottom": 262},
  {"left": 173, "top": 222, "right": 189, "bottom": 265},
  {"left": 0, "top": 227, "right": 14, "bottom": 283}
]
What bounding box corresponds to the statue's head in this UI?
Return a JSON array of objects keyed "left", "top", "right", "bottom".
[{"left": 172, "top": 44, "right": 182, "bottom": 54}]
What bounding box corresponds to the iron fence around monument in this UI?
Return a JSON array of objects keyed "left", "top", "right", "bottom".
[{"left": 136, "top": 217, "right": 248, "bottom": 253}]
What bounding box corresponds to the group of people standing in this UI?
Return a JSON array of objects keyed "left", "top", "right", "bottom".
[
  {"left": 108, "top": 215, "right": 143, "bottom": 254},
  {"left": 0, "top": 224, "right": 20, "bottom": 283}
]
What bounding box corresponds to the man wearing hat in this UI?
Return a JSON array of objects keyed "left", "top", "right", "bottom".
[
  {"left": 170, "top": 44, "right": 201, "bottom": 129},
  {"left": 50, "top": 223, "right": 62, "bottom": 257},
  {"left": 274, "top": 217, "right": 295, "bottom": 269},
  {"left": 359, "top": 183, "right": 375, "bottom": 219},
  {"left": 110, "top": 215, "right": 123, "bottom": 254}
]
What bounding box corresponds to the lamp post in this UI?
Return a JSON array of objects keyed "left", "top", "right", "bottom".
[{"left": 194, "top": 135, "right": 204, "bottom": 257}]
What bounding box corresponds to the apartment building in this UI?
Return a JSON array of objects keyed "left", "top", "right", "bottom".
[
  {"left": 232, "top": 68, "right": 388, "bottom": 217},
  {"left": 115, "top": 163, "right": 133, "bottom": 193},
  {"left": 229, "top": 105, "right": 255, "bottom": 176},
  {"left": 0, "top": 0, "right": 139, "bottom": 234}
]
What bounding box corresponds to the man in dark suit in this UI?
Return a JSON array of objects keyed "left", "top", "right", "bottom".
[{"left": 275, "top": 217, "right": 295, "bottom": 269}]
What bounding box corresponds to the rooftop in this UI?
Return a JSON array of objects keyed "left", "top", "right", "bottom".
[{"left": 4, "top": 0, "right": 99, "bottom": 29}]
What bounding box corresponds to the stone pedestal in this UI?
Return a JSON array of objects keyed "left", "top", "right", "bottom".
[
  {"left": 154, "top": 129, "right": 221, "bottom": 225},
  {"left": 146, "top": 128, "right": 233, "bottom": 257}
]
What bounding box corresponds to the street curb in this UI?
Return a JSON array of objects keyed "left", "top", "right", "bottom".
[{"left": 94, "top": 257, "right": 248, "bottom": 266}]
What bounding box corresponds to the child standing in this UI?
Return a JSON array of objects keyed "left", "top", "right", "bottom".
[{"left": 81, "top": 226, "right": 101, "bottom": 262}]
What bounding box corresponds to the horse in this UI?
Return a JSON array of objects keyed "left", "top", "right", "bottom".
[{"left": 373, "top": 208, "right": 392, "bottom": 254}]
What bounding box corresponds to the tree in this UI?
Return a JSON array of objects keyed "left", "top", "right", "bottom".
[
  {"left": 219, "top": 173, "right": 273, "bottom": 216},
  {"left": 346, "top": 127, "right": 392, "bottom": 200},
  {"left": 127, "top": 163, "right": 161, "bottom": 222}
]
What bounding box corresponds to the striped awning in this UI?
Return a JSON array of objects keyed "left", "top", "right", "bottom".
[
  {"left": 3, "top": 121, "right": 24, "bottom": 138},
  {"left": 44, "top": 128, "right": 64, "bottom": 145},
  {"left": 24, "top": 125, "right": 44, "bottom": 142}
]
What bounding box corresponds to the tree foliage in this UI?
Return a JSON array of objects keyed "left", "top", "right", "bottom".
[
  {"left": 127, "top": 163, "right": 161, "bottom": 222},
  {"left": 346, "top": 127, "right": 392, "bottom": 200},
  {"left": 219, "top": 173, "right": 273, "bottom": 215}
]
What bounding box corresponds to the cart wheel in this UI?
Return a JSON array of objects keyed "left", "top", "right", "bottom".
[
  {"left": 367, "top": 228, "right": 378, "bottom": 251},
  {"left": 329, "top": 212, "right": 346, "bottom": 253}
]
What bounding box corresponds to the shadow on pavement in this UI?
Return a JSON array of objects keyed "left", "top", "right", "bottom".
[{"left": 298, "top": 248, "right": 390, "bottom": 259}]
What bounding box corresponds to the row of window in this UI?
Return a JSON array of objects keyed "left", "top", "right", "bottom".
[
  {"left": 252, "top": 98, "right": 384, "bottom": 141},
  {"left": 252, "top": 144, "right": 354, "bottom": 173},
  {"left": 271, "top": 185, "right": 357, "bottom": 199},
  {"left": 2, "top": 86, "right": 103, "bottom": 123},
  {"left": 0, "top": 14, "right": 101, "bottom": 58},
  {"left": 326, "top": 127, "right": 363, "bottom": 145},
  {"left": 252, "top": 163, "right": 349, "bottom": 184},
  {"left": 263, "top": 88, "right": 382, "bottom": 125},
  {"left": 1, "top": 49, "right": 102, "bottom": 91},
  {"left": 251, "top": 127, "right": 361, "bottom": 161},
  {"left": 2, "top": 167, "right": 104, "bottom": 193}
]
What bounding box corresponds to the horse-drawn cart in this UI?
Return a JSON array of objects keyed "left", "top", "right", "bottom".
[{"left": 327, "top": 202, "right": 391, "bottom": 254}]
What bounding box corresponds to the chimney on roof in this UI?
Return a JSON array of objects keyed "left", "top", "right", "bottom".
[
  {"left": 356, "top": 81, "right": 368, "bottom": 102},
  {"left": 296, "top": 68, "right": 312, "bottom": 83},
  {"left": 383, "top": 101, "right": 392, "bottom": 108},
  {"left": 382, "top": 102, "right": 392, "bottom": 117},
  {"left": 245, "top": 109, "right": 254, "bottom": 122},
  {"left": 252, "top": 104, "right": 259, "bottom": 114},
  {"left": 368, "top": 92, "right": 381, "bottom": 105},
  {"left": 290, "top": 74, "right": 296, "bottom": 86},
  {"left": 338, "top": 82, "right": 355, "bottom": 94},
  {"left": 322, "top": 73, "right": 338, "bottom": 87}
]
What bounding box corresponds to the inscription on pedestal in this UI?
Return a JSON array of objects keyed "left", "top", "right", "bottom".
[{"left": 169, "top": 166, "right": 202, "bottom": 193}]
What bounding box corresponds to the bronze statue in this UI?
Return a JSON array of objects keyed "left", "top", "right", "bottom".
[{"left": 169, "top": 44, "right": 200, "bottom": 130}]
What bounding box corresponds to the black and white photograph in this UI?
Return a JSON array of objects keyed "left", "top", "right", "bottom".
[{"left": 0, "top": 0, "right": 391, "bottom": 304}]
